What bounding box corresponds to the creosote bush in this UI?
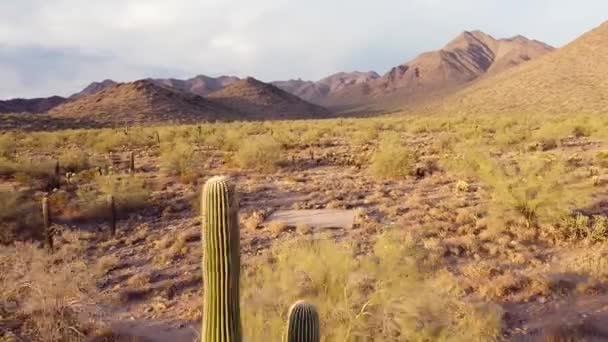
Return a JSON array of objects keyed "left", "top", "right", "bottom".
[
  {"left": 160, "top": 140, "right": 197, "bottom": 181},
  {"left": 370, "top": 134, "right": 417, "bottom": 179},
  {"left": 454, "top": 151, "right": 596, "bottom": 230},
  {"left": 235, "top": 134, "right": 283, "bottom": 171},
  {"left": 242, "top": 232, "right": 502, "bottom": 341},
  {"left": 94, "top": 174, "right": 150, "bottom": 213}
]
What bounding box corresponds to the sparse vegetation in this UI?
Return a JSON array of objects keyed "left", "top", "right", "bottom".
[{"left": 1, "top": 110, "right": 607, "bottom": 341}]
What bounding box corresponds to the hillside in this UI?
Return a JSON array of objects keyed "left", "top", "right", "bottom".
[
  {"left": 272, "top": 31, "right": 552, "bottom": 112},
  {"left": 71, "top": 79, "right": 118, "bottom": 99},
  {"left": 426, "top": 21, "right": 608, "bottom": 115},
  {"left": 333, "top": 31, "right": 553, "bottom": 110},
  {"left": 152, "top": 75, "right": 240, "bottom": 96},
  {"left": 48, "top": 80, "right": 237, "bottom": 124},
  {"left": 272, "top": 71, "right": 380, "bottom": 104},
  {"left": 207, "top": 77, "right": 331, "bottom": 119},
  {"left": 0, "top": 96, "right": 66, "bottom": 113}
]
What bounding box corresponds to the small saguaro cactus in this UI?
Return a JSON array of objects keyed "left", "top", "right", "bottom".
[
  {"left": 286, "top": 300, "right": 320, "bottom": 342},
  {"left": 108, "top": 195, "right": 116, "bottom": 236},
  {"left": 201, "top": 176, "right": 241, "bottom": 342},
  {"left": 129, "top": 151, "right": 135, "bottom": 173},
  {"left": 41, "top": 196, "right": 53, "bottom": 252}
]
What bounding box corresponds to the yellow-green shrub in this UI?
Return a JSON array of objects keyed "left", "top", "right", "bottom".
[
  {"left": 242, "top": 232, "right": 502, "bottom": 341},
  {"left": 234, "top": 135, "right": 283, "bottom": 171},
  {"left": 370, "top": 134, "right": 417, "bottom": 179}
]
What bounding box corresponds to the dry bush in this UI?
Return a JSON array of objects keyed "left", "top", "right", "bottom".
[
  {"left": 550, "top": 214, "right": 608, "bottom": 243},
  {"left": 267, "top": 220, "right": 288, "bottom": 237},
  {"left": 242, "top": 231, "right": 502, "bottom": 341},
  {"left": 455, "top": 152, "right": 596, "bottom": 230},
  {"left": 97, "top": 254, "right": 121, "bottom": 275},
  {"left": 0, "top": 191, "right": 42, "bottom": 244},
  {"left": 95, "top": 175, "right": 150, "bottom": 213},
  {"left": 234, "top": 135, "right": 283, "bottom": 171},
  {"left": 0, "top": 242, "right": 95, "bottom": 341},
  {"left": 159, "top": 140, "right": 198, "bottom": 181},
  {"left": 595, "top": 151, "right": 608, "bottom": 168},
  {"left": 370, "top": 134, "right": 417, "bottom": 180},
  {"left": 59, "top": 148, "right": 91, "bottom": 173}
]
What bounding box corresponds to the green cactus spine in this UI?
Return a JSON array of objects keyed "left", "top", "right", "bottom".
[
  {"left": 286, "top": 300, "right": 320, "bottom": 342},
  {"left": 201, "top": 176, "right": 241, "bottom": 342}
]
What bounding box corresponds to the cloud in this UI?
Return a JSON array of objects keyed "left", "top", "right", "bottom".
[{"left": 0, "top": 0, "right": 607, "bottom": 98}]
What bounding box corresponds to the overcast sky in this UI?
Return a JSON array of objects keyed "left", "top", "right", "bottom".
[{"left": 1, "top": 0, "right": 607, "bottom": 99}]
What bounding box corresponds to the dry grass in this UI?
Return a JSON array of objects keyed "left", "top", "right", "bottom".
[{"left": 0, "top": 241, "right": 95, "bottom": 341}]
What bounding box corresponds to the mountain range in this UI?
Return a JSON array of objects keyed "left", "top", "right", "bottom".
[
  {"left": 423, "top": 21, "right": 608, "bottom": 115},
  {"left": 4, "top": 21, "right": 606, "bottom": 123}
]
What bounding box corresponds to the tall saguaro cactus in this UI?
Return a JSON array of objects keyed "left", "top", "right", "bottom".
[
  {"left": 108, "top": 195, "right": 116, "bottom": 236},
  {"left": 286, "top": 300, "right": 320, "bottom": 342},
  {"left": 201, "top": 176, "right": 242, "bottom": 342},
  {"left": 41, "top": 196, "right": 53, "bottom": 252}
]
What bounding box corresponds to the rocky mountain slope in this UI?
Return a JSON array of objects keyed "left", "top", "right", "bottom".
[{"left": 425, "top": 21, "right": 608, "bottom": 115}]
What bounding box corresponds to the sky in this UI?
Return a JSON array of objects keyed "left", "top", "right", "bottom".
[{"left": 1, "top": 0, "right": 607, "bottom": 99}]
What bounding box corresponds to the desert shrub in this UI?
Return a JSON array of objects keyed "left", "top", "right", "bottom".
[
  {"left": 0, "top": 157, "right": 56, "bottom": 179},
  {"left": 223, "top": 129, "right": 245, "bottom": 151},
  {"left": 595, "top": 151, "right": 608, "bottom": 168},
  {"left": 0, "top": 241, "right": 94, "bottom": 341},
  {"left": 59, "top": 148, "right": 90, "bottom": 173},
  {"left": 90, "top": 130, "right": 129, "bottom": 153},
  {"left": 349, "top": 128, "right": 378, "bottom": 146},
  {"left": 234, "top": 135, "right": 283, "bottom": 171},
  {"left": 0, "top": 133, "right": 16, "bottom": 159},
  {"left": 242, "top": 232, "right": 502, "bottom": 341},
  {"left": 538, "top": 137, "right": 558, "bottom": 151},
  {"left": 370, "top": 134, "right": 417, "bottom": 179},
  {"left": 160, "top": 140, "right": 197, "bottom": 180},
  {"left": 572, "top": 125, "right": 592, "bottom": 138},
  {"left": 95, "top": 174, "right": 149, "bottom": 213},
  {"left": 459, "top": 152, "right": 595, "bottom": 229},
  {"left": 271, "top": 128, "right": 299, "bottom": 149},
  {"left": 0, "top": 192, "right": 41, "bottom": 244},
  {"left": 551, "top": 214, "right": 608, "bottom": 243},
  {"left": 299, "top": 127, "right": 329, "bottom": 146}
]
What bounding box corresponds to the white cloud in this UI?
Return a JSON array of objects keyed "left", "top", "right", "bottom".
[{"left": 0, "top": 0, "right": 607, "bottom": 98}]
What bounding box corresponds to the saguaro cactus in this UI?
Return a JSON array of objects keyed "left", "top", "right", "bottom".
[
  {"left": 129, "top": 151, "right": 135, "bottom": 173},
  {"left": 41, "top": 196, "right": 53, "bottom": 251},
  {"left": 108, "top": 195, "right": 116, "bottom": 236},
  {"left": 286, "top": 300, "right": 320, "bottom": 342},
  {"left": 201, "top": 176, "right": 241, "bottom": 342}
]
